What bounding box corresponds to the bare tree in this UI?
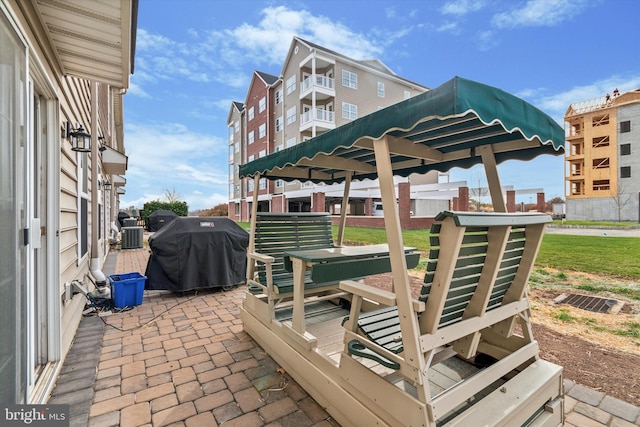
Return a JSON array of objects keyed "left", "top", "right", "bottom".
[
  {"left": 163, "top": 187, "right": 182, "bottom": 203},
  {"left": 469, "top": 180, "right": 488, "bottom": 212},
  {"left": 610, "top": 181, "right": 632, "bottom": 222}
]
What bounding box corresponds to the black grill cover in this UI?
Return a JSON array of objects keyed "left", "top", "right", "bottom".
[
  {"left": 117, "top": 211, "right": 130, "bottom": 229},
  {"left": 145, "top": 217, "right": 249, "bottom": 291},
  {"left": 147, "top": 210, "right": 178, "bottom": 232}
]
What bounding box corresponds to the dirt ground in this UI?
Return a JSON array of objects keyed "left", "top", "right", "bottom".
[{"left": 363, "top": 271, "right": 640, "bottom": 407}]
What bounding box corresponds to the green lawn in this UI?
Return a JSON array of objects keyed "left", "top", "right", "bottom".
[
  {"left": 238, "top": 221, "right": 640, "bottom": 279},
  {"left": 334, "top": 226, "right": 640, "bottom": 279}
]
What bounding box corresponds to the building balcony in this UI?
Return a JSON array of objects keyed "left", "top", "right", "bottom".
[
  {"left": 300, "top": 74, "right": 335, "bottom": 100},
  {"left": 300, "top": 108, "right": 335, "bottom": 132},
  {"left": 566, "top": 173, "right": 584, "bottom": 181}
]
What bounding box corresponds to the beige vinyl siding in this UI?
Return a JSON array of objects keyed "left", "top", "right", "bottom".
[{"left": 59, "top": 76, "right": 99, "bottom": 353}]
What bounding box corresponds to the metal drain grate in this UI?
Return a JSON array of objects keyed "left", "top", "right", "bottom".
[{"left": 554, "top": 293, "right": 624, "bottom": 314}]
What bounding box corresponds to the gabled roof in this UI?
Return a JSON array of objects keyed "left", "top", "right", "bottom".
[
  {"left": 256, "top": 71, "right": 279, "bottom": 86},
  {"left": 227, "top": 101, "right": 244, "bottom": 124},
  {"left": 283, "top": 37, "right": 428, "bottom": 90},
  {"left": 240, "top": 77, "right": 564, "bottom": 184},
  {"left": 243, "top": 71, "right": 281, "bottom": 105}
]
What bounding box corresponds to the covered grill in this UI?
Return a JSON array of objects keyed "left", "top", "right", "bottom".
[
  {"left": 147, "top": 209, "right": 178, "bottom": 232},
  {"left": 145, "top": 217, "right": 248, "bottom": 292}
]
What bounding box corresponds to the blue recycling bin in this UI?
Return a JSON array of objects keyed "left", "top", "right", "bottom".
[{"left": 109, "top": 272, "right": 146, "bottom": 308}]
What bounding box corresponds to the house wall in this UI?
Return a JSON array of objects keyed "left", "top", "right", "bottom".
[
  {"left": 2, "top": 0, "right": 131, "bottom": 403},
  {"left": 228, "top": 106, "right": 243, "bottom": 207},
  {"left": 617, "top": 102, "right": 640, "bottom": 221}
]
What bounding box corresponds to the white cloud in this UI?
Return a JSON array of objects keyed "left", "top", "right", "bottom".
[
  {"left": 184, "top": 191, "right": 229, "bottom": 211},
  {"left": 475, "top": 30, "right": 499, "bottom": 51},
  {"left": 134, "top": 6, "right": 393, "bottom": 96},
  {"left": 223, "top": 6, "right": 383, "bottom": 63},
  {"left": 119, "top": 121, "right": 231, "bottom": 211},
  {"left": 127, "top": 82, "right": 151, "bottom": 98},
  {"left": 493, "top": 0, "right": 593, "bottom": 29},
  {"left": 436, "top": 22, "right": 460, "bottom": 33},
  {"left": 441, "top": 0, "right": 486, "bottom": 16}
]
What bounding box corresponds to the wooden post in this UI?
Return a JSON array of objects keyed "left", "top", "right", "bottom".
[
  {"left": 372, "top": 135, "right": 424, "bottom": 379},
  {"left": 478, "top": 145, "right": 506, "bottom": 212},
  {"left": 337, "top": 173, "right": 352, "bottom": 247}
]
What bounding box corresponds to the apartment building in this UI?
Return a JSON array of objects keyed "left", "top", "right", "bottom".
[
  {"left": 565, "top": 88, "right": 640, "bottom": 221},
  {"left": 228, "top": 37, "right": 430, "bottom": 221}
]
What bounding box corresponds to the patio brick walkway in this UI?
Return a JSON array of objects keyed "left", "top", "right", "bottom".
[{"left": 49, "top": 247, "right": 640, "bottom": 426}]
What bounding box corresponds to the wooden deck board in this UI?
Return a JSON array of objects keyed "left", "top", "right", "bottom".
[{"left": 297, "top": 306, "right": 490, "bottom": 401}]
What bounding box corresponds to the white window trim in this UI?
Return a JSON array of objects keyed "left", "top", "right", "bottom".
[{"left": 342, "top": 70, "right": 357, "bottom": 89}]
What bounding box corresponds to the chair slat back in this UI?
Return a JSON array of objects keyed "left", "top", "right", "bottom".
[{"left": 253, "top": 213, "right": 334, "bottom": 284}]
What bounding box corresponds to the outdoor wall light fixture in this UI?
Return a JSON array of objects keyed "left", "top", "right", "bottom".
[
  {"left": 103, "top": 180, "right": 112, "bottom": 191},
  {"left": 66, "top": 122, "right": 91, "bottom": 152}
]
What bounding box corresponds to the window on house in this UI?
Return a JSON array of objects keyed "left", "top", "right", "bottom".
[
  {"left": 342, "top": 102, "right": 357, "bottom": 120},
  {"left": 258, "top": 123, "right": 266, "bottom": 139},
  {"left": 592, "top": 114, "right": 609, "bottom": 126},
  {"left": 404, "top": 90, "right": 411, "bottom": 100},
  {"left": 286, "top": 106, "right": 296, "bottom": 124},
  {"left": 276, "top": 179, "right": 283, "bottom": 188},
  {"left": 229, "top": 183, "right": 234, "bottom": 197},
  {"left": 286, "top": 137, "right": 296, "bottom": 148},
  {"left": 259, "top": 149, "right": 266, "bottom": 158},
  {"left": 248, "top": 131, "right": 254, "bottom": 144},
  {"left": 248, "top": 179, "right": 254, "bottom": 191},
  {"left": 235, "top": 203, "right": 240, "bottom": 214},
  {"left": 593, "top": 180, "right": 610, "bottom": 191},
  {"left": 377, "top": 82, "right": 385, "bottom": 97},
  {"left": 592, "top": 136, "right": 610, "bottom": 148},
  {"left": 228, "top": 126, "right": 234, "bottom": 142},
  {"left": 275, "top": 116, "right": 283, "bottom": 132},
  {"left": 275, "top": 89, "right": 282, "bottom": 104},
  {"left": 275, "top": 145, "right": 283, "bottom": 152},
  {"left": 592, "top": 158, "right": 610, "bottom": 169},
  {"left": 258, "top": 97, "right": 266, "bottom": 113},
  {"left": 286, "top": 75, "right": 296, "bottom": 94},
  {"left": 234, "top": 120, "right": 239, "bottom": 132},
  {"left": 621, "top": 144, "right": 631, "bottom": 155},
  {"left": 620, "top": 166, "right": 631, "bottom": 178},
  {"left": 620, "top": 120, "right": 631, "bottom": 133},
  {"left": 342, "top": 70, "right": 357, "bottom": 89},
  {"left": 248, "top": 154, "right": 254, "bottom": 162},
  {"left": 248, "top": 106, "right": 254, "bottom": 121},
  {"left": 78, "top": 153, "right": 88, "bottom": 260},
  {"left": 234, "top": 142, "right": 239, "bottom": 153},
  {"left": 259, "top": 178, "right": 267, "bottom": 190}
]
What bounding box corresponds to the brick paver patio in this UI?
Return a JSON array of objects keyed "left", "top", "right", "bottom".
[{"left": 49, "top": 246, "right": 640, "bottom": 426}]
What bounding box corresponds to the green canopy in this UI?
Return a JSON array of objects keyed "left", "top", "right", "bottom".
[{"left": 239, "top": 76, "right": 565, "bottom": 184}]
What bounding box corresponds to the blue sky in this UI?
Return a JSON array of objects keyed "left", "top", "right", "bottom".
[{"left": 121, "top": 0, "right": 640, "bottom": 211}]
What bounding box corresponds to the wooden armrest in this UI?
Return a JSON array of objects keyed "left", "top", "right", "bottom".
[
  {"left": 247, "top": 252, "right": 275, "bottom": 264},
  {"left": 340, "top": 280, "right": 426, "bottom": 312},
  {"left": 339, "top": 280, "right": 397, "bottom": 306}
]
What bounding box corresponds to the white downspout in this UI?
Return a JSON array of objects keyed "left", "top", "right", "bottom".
[{"left": 90, "top": 81, "right": 107, "bottom": 287}]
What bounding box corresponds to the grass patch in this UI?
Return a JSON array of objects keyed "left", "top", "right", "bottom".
[
  {"left": 537, "top": 234, "right": 640, "bottom": 278},
  {"left": 574, "top": 284, "right": 640, "bottom": 301},
  {"left": 553, "top": 220, "right": 637, "bottom": 227},
  {"left": 237, "top": 221, "right": 640, "bottom": 279},
  {"left": 551, "top": 309, "right": 576, "bottom": 323},
  {"left": 612, "top": 322, "right": 640, "bottom": 338}
]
